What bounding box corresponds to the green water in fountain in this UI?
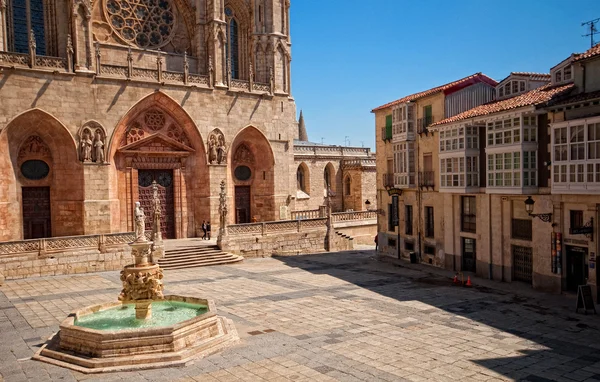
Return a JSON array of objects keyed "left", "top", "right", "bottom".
[{"left": 74, "top": 301, "right": 208, "bottom": 331}]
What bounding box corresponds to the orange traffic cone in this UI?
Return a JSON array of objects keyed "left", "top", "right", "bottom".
[{"left": 465, "top": 276, "right": 472, "bottom": 287}]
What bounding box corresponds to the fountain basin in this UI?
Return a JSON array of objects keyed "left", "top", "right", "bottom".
[{"left": 33, "top": 295, "right": 239, "bottom": 373}]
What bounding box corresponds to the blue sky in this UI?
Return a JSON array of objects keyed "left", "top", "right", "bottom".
[{"left": 290, "top": 0, "right": 600, "bottom": 151}]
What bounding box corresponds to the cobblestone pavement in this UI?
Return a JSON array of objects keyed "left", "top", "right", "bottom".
[{"left": 1, "top": 248, "right": 600, "bottom": 382}]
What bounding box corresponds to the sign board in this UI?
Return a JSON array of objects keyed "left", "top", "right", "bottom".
[
  {"left": 387, "top": 188, "right": 403, "bottom": 196},
  {"left": 391, "top": 195, "right": 399, "bottom": 227},
  {"left": 570, "top": 226, "right": 593, "bottom": 235},
  {"left": 576, "top": 285, "right": 596, "bottom": 315}
]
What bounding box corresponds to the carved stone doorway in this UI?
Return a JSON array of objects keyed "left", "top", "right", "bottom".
[
  {"left": 22, "top": 187, "right": 51, "bottom": 239},
  {"left": 235, "top": 186, "right": 251, "bottom": 224},
  {"left": 138, "top": 170, "right": 175, "bottom": 239}
]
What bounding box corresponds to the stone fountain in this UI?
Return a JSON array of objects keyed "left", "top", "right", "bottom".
[{"left": 33, "top": 190, "right": 238, "bottom": 373}]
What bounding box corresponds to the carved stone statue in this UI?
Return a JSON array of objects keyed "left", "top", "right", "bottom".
[
  {"left": 93, "top": 130, "right": 104, "bottom": 163},
  {"left": 134, "top": 202, "right": 146, "bottom": 242},
  {"left": 152, "top": 181, "right": 162, "bottom": 242},
  {"left": 208, "top": 135, "right": 218, "bottom": 164},
  {"left": 80, "top": 131, "right": 92, "bottom": 162},
  {"left": 217, "top": 135, "right": 227, "bottom": 164}
]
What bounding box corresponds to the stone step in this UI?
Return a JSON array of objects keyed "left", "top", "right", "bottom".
[
  {"left": 161, "top": 257, "right": 243, "bottom": 270},
  {"left": 158, "top": 244, "right": 243, "bottom": 270}
]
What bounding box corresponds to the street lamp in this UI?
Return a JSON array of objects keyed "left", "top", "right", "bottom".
[
  {"left": 524, "top": 196, "right": 553, "bottom": 223},
  {"left": 365, "top": 199, "right": 371, "bottom": 211}
]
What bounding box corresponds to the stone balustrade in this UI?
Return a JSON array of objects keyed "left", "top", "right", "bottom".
[
  {"left": 294, "top": 144, "right": 373, "bottom": 158},
  {"left": 290, "top": 209, "right": 322, "bottom": 220},
  {"left": 0, "top": 232, "right": 141, "bottom": 258},
  {"left": 332, "top": 210, "right": 377, "bottom": 222},
  {"left": 0, "top": 51, "right": 68, "bottom": 72},
  {"left": 226, "top": 218, "right": 327, "bottom": 236}
]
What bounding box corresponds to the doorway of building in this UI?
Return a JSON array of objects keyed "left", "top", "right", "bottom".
[
  {"left": 462, "top": 237, "right": 476, "bottom": 273},
  {"left": 138, "top": 170, "right": 175, "bottom": 239},
  {"left": 566, "top": 245, "right": 588, "bottom": 292},
  {"left": 22, "top": 187, "right": 51, "bottom": 239},
  {"left": 235, "top": 186, "right": 251, "bottom": 224}
]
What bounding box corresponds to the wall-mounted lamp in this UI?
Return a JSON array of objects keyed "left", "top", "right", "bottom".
[
  {"left": 365, "top": 199, "right": 371, "bottom": 210},
  {"left": 524, "top": 196, "right": 553, "bottom": 223}
]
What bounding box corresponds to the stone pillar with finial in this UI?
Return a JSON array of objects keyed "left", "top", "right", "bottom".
[
  {"left": 66, "top": 34, "right": 74, "bottom": 72},
  {"left": 94, "top": 41, "right": 101, "bottom": 75},
  {"left": 325, "top": 188, "right": 333, "bottom": 252},
  {"left": 126, "top": 46, "right": 133, "bottom": 79},
  {"left": 217, "top": 180, "right": 228, "bottom": 248},
  {"left": 150, "top": 180, "right": 164, "bottom": 261},
  {"left": 29, "top": 29, "right": 36, "bottom": 68},
  {"left": 183, "top": 51, "right": 189, "bottom": 84},
  {"left": 208, "top": 54, "right": 214, "bottom": 88},
  {"left": 269, "top": 65, "right": 274, "bottom": 96},
  {"left": 249, "top": 60, "right": 254, "bottom": 93},
  {"left": 226, "top": 58, "right": 232, "bottom": 88},
  {"left": 156, "top": 49, "right": 163, "bottom": 83}
]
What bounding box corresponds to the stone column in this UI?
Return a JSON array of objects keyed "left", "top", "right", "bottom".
[{"left": 0, "top": 0, "right": 7, "bottom": 52}]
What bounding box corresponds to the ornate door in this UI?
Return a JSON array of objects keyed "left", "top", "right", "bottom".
[
  {"left": 138, "top": 170, "right": 175, "bottom": 239},
  {"left": 235, "top": 186, "right": 251, "bottom": 224},
  {"left": 22, "top": 187, "right": 51, "bottom": 239}
]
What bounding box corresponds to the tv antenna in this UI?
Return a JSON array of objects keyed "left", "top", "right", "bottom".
[{"left": 582, "top": 18, "right": 600, "bottom": 48}]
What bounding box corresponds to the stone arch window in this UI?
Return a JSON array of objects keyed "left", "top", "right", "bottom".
[
  {"left": 297, "top": 163, "right": 309, "bottom": 194},
  {"left": 344, "top": 175, "right": 351, "bottom": 196},
  {"left": 224, "top": 7, "right": 239, "bottom": 79},
  {"left": 324, "top": 166, "right": 331, "bottom": 190},
  {"left": 6, "top": 0, "right": 58, "bottom": 55}
]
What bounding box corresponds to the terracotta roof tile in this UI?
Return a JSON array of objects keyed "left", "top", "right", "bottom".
[
  {"left": 371, "top": 73, "right": 497, "bottom": 112},
  {"left": 504, "top": 72, "right": 551, "bottom": 82},
  {"left": 574, "top": 43, "right": 600, "bottom": 62},
  {"left": 546, "top": 89, "right": 600, "bottom": 107},
  {"left": 431, "top": 83, "right": 574, "bottom": 128}
]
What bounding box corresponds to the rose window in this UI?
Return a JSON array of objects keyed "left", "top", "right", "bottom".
[{"left": 104, "top": 0, "right": 175, "bottom": 49}]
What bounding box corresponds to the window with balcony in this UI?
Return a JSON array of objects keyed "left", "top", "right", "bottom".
[
  {"left": 461, "top": 196, "right": 476, "bottom": 233},
  {"left": 425, "top": 206, "right": 434, "bottom": 238},
  {"left": 405, "top": 205, "right": 413, "bottom": 235},
  {"left": 393, "top": 142, "right": 415, "bottom": 187},
  {"left": 392, "top": 104, "right": 414, "bottom": 137},
  {"left": 440, "top": 127, "right": 465, "bottom": 152},
  {"left": 553, "top": 122, "right": 600, "bottom": 185},
  {"left": 487, "top": 115, "right": 536, "bottom": 147},
  {"left": 487, "top": 151, "right": 533, "bottom": 187},
  {"left": 441, "top": 157, "right": 464, "bottom": 187}
]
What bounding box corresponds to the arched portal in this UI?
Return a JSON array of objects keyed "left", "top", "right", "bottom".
[
  {"left": 229, "top": 126, "right": 275, "bottom": 223},
  {"left": 109, "top": 92, "right": 206, "bottom": 238},
  {"left": 0, "top": 109, "right": 83, "bottom": 241}
]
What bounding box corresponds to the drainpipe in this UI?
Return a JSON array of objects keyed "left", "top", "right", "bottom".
[{"left": 488, "top": 195, "right": 493, "bottom": 280}]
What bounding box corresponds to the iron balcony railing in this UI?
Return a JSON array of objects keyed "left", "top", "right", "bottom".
[
  {"left": 383, "top": 173, "right": 394, "bottom": 188},
  {"left": 419, "top": 171, "right": 435, "bottom": 187},
  {"left": 417, "top": 116, "right": 434, "bottom": 134},
  {"left": 381, "top": 126, "right": 392, "bottom": 141}
]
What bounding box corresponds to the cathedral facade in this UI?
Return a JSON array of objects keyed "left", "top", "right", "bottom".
[{"left": 0, "top": 0, "right": 297, "bottom": 241}]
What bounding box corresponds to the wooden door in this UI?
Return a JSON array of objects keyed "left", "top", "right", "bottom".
[
  {"left": 235, "top": 186, "right": 251, "bottom": 224},
  {"left": 462, "top": 237, "right": 476, "bottom": 273},
  {"left": 22, "top": 187, "right": 51, "bottom": 239},
  {"left": 138, "top": 170, "right": 175, "bottom": 239}
]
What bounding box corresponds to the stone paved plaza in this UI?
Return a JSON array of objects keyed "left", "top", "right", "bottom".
[{"left": 1, "top": 248, "right": 600, "bottom": 382}]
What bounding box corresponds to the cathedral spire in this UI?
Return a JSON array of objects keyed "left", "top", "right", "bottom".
[{"left": 298, "top": 110, "right": 308, "bottom": 141}]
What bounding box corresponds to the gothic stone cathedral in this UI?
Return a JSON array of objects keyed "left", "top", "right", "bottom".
[{"left": 0, "top": 0, "right": 296, "bottom": 241}]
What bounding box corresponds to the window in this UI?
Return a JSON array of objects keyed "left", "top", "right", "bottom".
[
  {"left": 405, "top": 241, "right": 415, "bottom": 251},
  {"left": 324, "top": 166, "right": 331, "bottom": 190},
  {"left": 392, "top": 104, "right": 414, "bottom": 136},
  {"left": 553, "top": 122, "right": 600, "bottom": 184},
  {"left": 384, "top": 114, "right": 392, "bottom": 141},
  {"left": 487, "top": 151, "right": 530, "bottom": 187},
  {"left": 564, "top": 66, "right": 572, "bottom": 81},
  {"left": 570, "top": 125, "right": 585, "bottom": 160},
  {"left": 296, "top": 165, "right": 307, "bottom": 192},
  {"left": 424, "top": 245, "right": 435, "bottom": 255},
  {"left": 570, "top": 210, "right": 584, "bottom": 231},
  {"left": 461, "top": 196, "right": 476, "bottom": 233},
  {"left": 344, "top": 175, "right": 351, "bottom": 195},
  {"left": 227, "top": 17, "right": 240, "bottom": 79},
  {"left": 440, "top": 157, "right": 464, "bottom": 187},
  {"left": 511, "top": 219, "right": 532, "bottom": 241},
  {"left": 393, "top": 142, "right": 415, "bottom": 186},
  {"left": 555, "top": 71, "right": 562, "bottom": 83},
  {"left": 8, "top": 0, "right": 47, "bottom": 55},
  {"left": 405, "top": 205, "right": 413, "bottom": 235},
  {"left": 425, "top": 206, "right": 434, "bottom": 238}
]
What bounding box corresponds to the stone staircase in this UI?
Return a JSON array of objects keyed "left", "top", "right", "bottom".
[
  {"left": 334, "top": 231, "right": 354, "bottom": 251},
  {"left": 157, "top": 243, "right": 243, "bottom": 270}
]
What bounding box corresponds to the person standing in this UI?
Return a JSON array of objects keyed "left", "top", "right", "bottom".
[
  {"left": 207, "top": 222, "right": 212, "bottom": 240},
  {"left": 201, "top": 220, "right": 207, "bottom": 240},
  {"left": 374, "top": 234, "right": 378, "bottom": 251}
]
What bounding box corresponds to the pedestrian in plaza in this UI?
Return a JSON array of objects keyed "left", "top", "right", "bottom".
[
  {"left": 207, "top": 222, "right": 212, "bottom": 240},
  {"left": 201, "top": 220, "right": 207, "bottom": 240},
  {"left": 374, "top": 234, "right": 378, "bottom": 251}
]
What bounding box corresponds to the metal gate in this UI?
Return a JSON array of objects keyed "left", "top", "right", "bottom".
[
  {"left": 138, "top": 170, "right": 175, "bottom": 239},
  {"left": 513, "top": 245, "right": 533, "bottom": 283}
]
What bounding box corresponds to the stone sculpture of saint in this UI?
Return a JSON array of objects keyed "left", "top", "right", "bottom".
[
  {"left": 208, "top": 136, "right": 218, "bottom": 164},
  {"left": 80, "top": 131, "right": 92, "bottom": 162},
  {"left": 134, "top": 202, "right": 146, "bottom": 242},
  {"left": 217, "top": 135, "right": 227, "bottom": 164},
  {"left": 93, "top": 131, "right": 104, "bottom": 163}
]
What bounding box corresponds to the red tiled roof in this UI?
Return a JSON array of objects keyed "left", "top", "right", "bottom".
[
  {"left": 430, "top": 83, "right": 574, "bottom": 128},
  {"left": 574, "top": 43, "right": 600, "bottom": 62},
  {"left": 504, "top": 72, "right": 551, "bottom": 82},
  {"left": 547, "top": 89, "right": 600, "bottom": 107},
  {"left": 371, "top": 73, "right": 497, "bottom": 112}
]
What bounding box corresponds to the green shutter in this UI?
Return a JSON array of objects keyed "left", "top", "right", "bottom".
[{"left": 385, "top": 114, "right": 393, "bottom": 140}]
